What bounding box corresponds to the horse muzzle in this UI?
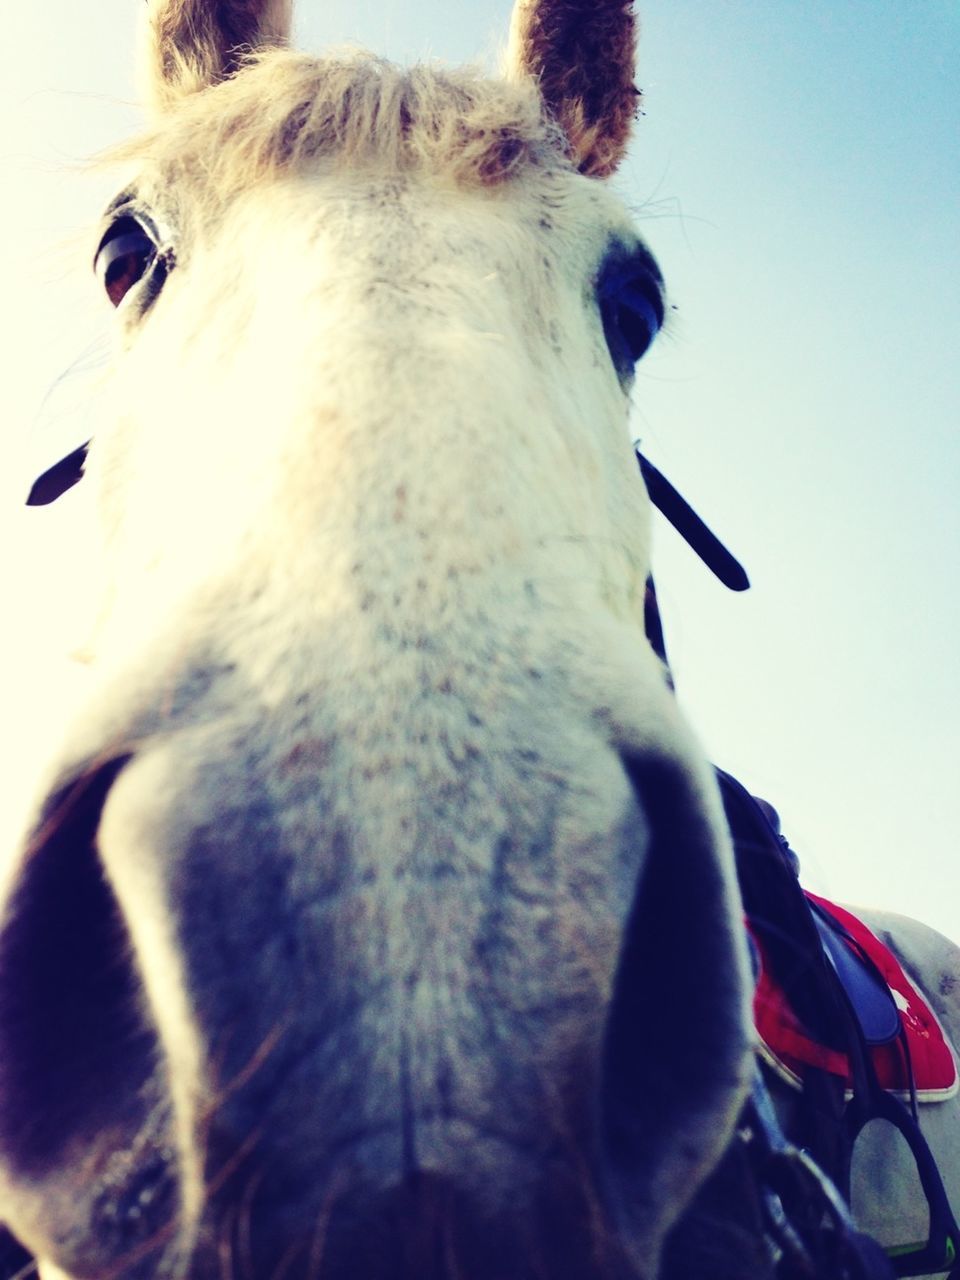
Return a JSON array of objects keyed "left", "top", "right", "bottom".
[{"left": 0, "top": 686, "right": 752, "bottom": 1280}]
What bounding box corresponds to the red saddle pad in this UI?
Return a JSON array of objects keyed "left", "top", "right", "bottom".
[{"left": 752, "top": 893, "right": 958, "bottom": 1101}]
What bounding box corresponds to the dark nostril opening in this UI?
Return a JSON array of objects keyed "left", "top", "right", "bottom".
[
  {"left": 0, "top": 757, "right": 156, "bottom": 1174},
  {"left": 600, "top": 755, "right": 751, "bottom": 1243},
  {"left": 0, "top": 1226, "right": 33, "bottom": 1278}
]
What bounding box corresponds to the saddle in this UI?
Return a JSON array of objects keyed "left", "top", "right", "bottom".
[
  {"left": 753, "top": 889, "right": 958, "bottom": 1100},
  {"left": 720, "top": 768, "right": 960, "bottom": 1279}
]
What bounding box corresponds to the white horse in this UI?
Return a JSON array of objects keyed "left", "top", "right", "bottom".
[{"left": 1, "top": 1, "right": 957, "bottom": 1278}]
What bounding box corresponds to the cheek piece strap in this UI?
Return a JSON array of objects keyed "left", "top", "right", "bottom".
[{"left": 24, "top": 438, "right": 752, "bottom": 601}]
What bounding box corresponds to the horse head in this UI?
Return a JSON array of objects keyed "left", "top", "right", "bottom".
[{"left": 0, "top": 3, "right": 753, "bottom": 1276}]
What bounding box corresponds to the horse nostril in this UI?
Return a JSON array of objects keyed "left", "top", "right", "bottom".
[
  {"left": 0, "top": 756, "right": 180, "bottom": 1276},
  {"left": 0, "top": 757, "right": 141, "bottom": 1172},
  {"left": 599, "top": 755, "right": 753, "bottom": 1258}
]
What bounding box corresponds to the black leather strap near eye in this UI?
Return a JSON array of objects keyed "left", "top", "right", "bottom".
[
  {"left": 637, "top": 448, "right": 750, "bottom": 592},
  {"left": 26, "top": 439, "right": 751, "bottom": 615},
  {"left": 26, "top": 442, "right": 90, "bottom": 506}
]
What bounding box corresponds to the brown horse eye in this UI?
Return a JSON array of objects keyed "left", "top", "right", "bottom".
[{"left": 94, "top": 219, "right": 158, "bottom": 307}]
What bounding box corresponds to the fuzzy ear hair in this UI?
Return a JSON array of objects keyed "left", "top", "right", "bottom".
[
  {"left": 141, "top": 0, "right": 293, "bottom": 112},
  {"left": 505, "top": 0, "right": 639, "bottom": 178}
]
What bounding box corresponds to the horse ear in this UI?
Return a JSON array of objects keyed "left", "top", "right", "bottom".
[
  {"left": 141, "top": 0, "right": 293, "bottom": 111},
  {"left": 505, "top": 0, "right": 639, "bottom": 178}
]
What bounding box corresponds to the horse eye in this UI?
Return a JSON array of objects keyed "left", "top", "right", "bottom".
[
  {"left": 598, "top": 257, "right": 666, "bottom": 378},
  {"left": 94, "top": 217, "right": 160, "bottom": 308}
]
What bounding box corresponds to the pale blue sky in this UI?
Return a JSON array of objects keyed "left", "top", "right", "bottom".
[{"left": 2, "top": 2, "right": 958, "bottom": 935}]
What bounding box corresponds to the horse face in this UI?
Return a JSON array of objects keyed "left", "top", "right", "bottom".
[{"left": 0, "top": 3, "right": 753, "bottom": 1277}]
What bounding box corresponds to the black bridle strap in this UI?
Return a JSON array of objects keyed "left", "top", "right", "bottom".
[
  {"left": 26, "top": 441, "right": 89, "bottom": 506},
  {"left": 745, "top": 1068, "right": 897, "bottom": 1280},
  {"left": 637, "top": 449, "right": 750, "bottom": 592},
  {"left": 25, "top": 437, "right": 754, "bottom": 604}
]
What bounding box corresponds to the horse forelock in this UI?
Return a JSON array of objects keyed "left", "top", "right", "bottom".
[{"left": 111, "top": 49, "right": 570, "bottom": 206}]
